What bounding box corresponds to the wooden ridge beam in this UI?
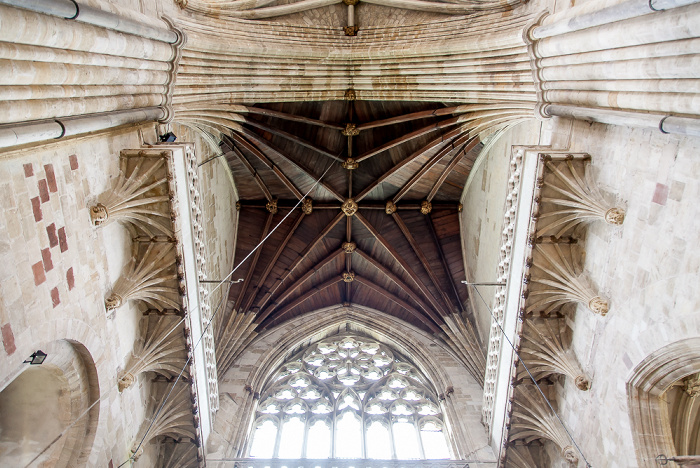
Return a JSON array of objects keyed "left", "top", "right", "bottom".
[
  {"left": 240, "top": 211, "right": 307, "bottom": 314},
  {"left": 427, "top": 136, "right": 480, "bottom": 201},
  {"left": 227, "top": 133, "right": 304, "bottom": 199},
  {"left": 356, "top": 116, "right": 462, "bottom": 163},
  {"left": 355, "top": 127, "right": 463, "bottom": 202},
  {"left": 392, "top": 212, "right": 456, "bottom": 313},
  {"left": 354, "top": 276, "right": 442, "bottom": 335},
  {"left": 355, "top": 212, "right": 449, "bottom": 318},
  {"left": 257, "top": 276, "right": 343, "bottom": 330},
  {"left": 255, "top": 211, "right": 346, "bottom": 312},
  {"left": 257, "top": 248, "right": 344, "bottom": 324}
]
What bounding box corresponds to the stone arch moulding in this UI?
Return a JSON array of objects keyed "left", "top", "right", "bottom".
[
  {"left": 222, "top": 304, "right": 484, "bottom": 460},
  {"left": 627, "top": 337, "right": 700, "bottom": 468}
]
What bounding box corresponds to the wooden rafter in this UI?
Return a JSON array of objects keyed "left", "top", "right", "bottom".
[
  {"left": 227, "top": 133, "right": 304, "bottom": 199},
  {"left": 427, "top": 136, "right": 480, "bottom": 201},
  {"left": 355, "top": 212, "right": 449, "bottom": 317},
  {"left": 356, "top": 116, "right": 463, "bottom": 162},
  {"left": 426, "top": 213, "right": 467, "bottom": 315},
  {"left": 255, "top": 211, "right": 346, "bottom": 312},
  {"left": 258, "top": 276, "right": 343, "bottom": 329},
  {"left": 240, "top": 211, "right": 307, "bottom": 314},
  {"left": 392, "top": 212, "right": 456, "bottom": 313},
  {"left": 229, "top": 145, "right": 273, "bottom": 202},
  {"left": 236, "top": 128, "right": 345, "bottom": 202},
  {"left": 244, "top": 119, "right": 343, "bottom": 162},
  {"left": 357, "top": 106, "right": 461, "bottom": 131},
  {"left": 244, "top": 106, "right": 345, "bottom": 130},
  {"left": 355, "top": 127, "right": 464, "bottom": 202},
  {"left": 354, "top": 276, "right": 442, "bottom": 334}
]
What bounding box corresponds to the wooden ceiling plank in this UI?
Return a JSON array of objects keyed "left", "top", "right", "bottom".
[
  {"left": 237, "top": 128, "right": 344, "bottom": 202},
  {"left": 257, "top": 276, "right": 343, "bottom": 329},
  {"left": 355, "top": 212, "right": 449, "bottom": 318},
  {"left": 230, "top": 144, "right": 273, "bottom": 201},
  {"left": 392, "top": 212, "right": 457, "bottom": 313},
  {"left": 245, "top": 120, "right": 343, "bottom": 162},
  {"left": 355, "top": 248, "right": 442, "bottom": 325},
  {"left": 355, "top": 127, "right": 462, "bottom": 202},
  {"left": 256, "top": 211, "right": 346, "bottom": 312},
  {"left": 357, "top": 106, "right": 461, "bottom": 131},
  {"left": 229, "top": 133, "right": 304, "bottom": 199},
  {"left": 427, "top": 136, "right": 480, "bottom": 202},
  {"left": 356, "top": 116, "right": 462, "bottom": 163},
  {"left": 240, "top": 211, "right": 307, "bottom": 314},
  {"left": 244, "top": 106, "right": 345, "bottom": 130},
  {"left": 257, "top": 248, "right": 343, "bottom": 324},
  {"left": 426, "top": 212, "right": 467, "bottom": 316},
  {"left": 354, "top": 276, "right": 442, "bottom": 334}
]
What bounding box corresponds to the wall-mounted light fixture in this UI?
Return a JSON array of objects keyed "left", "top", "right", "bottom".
[{"left": 23, "top": 350, "right": 47, "bottom": 365}]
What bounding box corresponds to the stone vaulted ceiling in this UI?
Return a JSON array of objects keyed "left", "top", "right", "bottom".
[{"left": 212, "top": 100, "right": 487, "bottom": 381}]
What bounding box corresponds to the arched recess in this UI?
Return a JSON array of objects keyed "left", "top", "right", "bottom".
[
  {"left": 627, "top": 337, "right": 700, "bottom": 468},
  {"left": 216, "top": 304, "right": 488, "bottom": 461},
  {"left": 0, "top": 339, "right": 100, "bottom": 467}
]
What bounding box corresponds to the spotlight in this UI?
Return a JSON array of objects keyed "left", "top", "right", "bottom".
[
  {"left": 159, "top": 132, "right": 177, "bottom": 143},
  {"left": 23, "top": 350, "right": 47, "bottom": 365}
]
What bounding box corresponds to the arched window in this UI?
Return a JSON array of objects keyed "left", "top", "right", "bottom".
[{"left": 247, "top": 334, "right": 452, "bottom": 460}]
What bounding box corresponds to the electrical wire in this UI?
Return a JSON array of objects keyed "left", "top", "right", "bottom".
[
  {"left": 117, "top": 158, "right": 338, "bottom": 467},
  {"left": 469, "top": 284, "right": 593, "bottom": 468}
]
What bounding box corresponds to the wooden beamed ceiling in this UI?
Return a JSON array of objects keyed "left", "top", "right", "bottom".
[{"left": 220, "top": 101, "right": 483, "bottom": 341}]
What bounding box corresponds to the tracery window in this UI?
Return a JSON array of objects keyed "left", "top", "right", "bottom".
[{"left": 247, "top": 334, "right": 452, "bottom": 460}]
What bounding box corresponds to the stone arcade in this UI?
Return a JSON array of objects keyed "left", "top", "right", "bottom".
[{"left": 0, "top": 0, "right": 698, "bottom": 467}]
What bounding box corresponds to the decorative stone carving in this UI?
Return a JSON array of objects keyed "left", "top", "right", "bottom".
[
  {"left": 385, "top": 200, "right": 397, "bottom": 214},
  {"left": 105, "top": 294, "right": 124, "bottom": 312},
  {"left": 302, "top": 198, "right": 313, "bottom": 215},
  {"left": 344, "top": 88, "right": 356, "bottom": 101},
  {"left": 90, "top": 155, "right": 172, "bottom": 235},
  {"left": 118, "top": 372, "right": 136, "bottom": 392},
  {"left": 537, "top": 158, "right": 625, "bottom": 236},
  {"left": 528, "top": 244, "right": 609, "bottom": 316},
  {"left": 344, "top": 25, "right": 359, "bottom": 36},
  {"left": 266, "top": 199, "right": 278, "bottom": 214},
  {"left": 683, "top": 373, "right": 700, "bottom": 397},
  {"left": 420, "top": 200, "right": 432, "bottom": 215},
  {"left": 342, "top": 241, "right": 356, "bottom": 253},
  {"left": 342, "top": 271, "right": 355, "bottom": 282},
  {"left": 342, "top": 157, "right": 359, "bottom": 170},
  {"left": 236, "top": 201, "right": 241, "bottom": 211},
  {"left": 342, "top": 123, "right": 360, "bottom": 136},
  {"left": 458, "top": 203, "right": 463, "bottom": 213},
  {"left": 342, "top": 198, "right": 358, "bottom": 216},
  {"left": 342, "top": 0, "right": 359, "bottom": 4}
]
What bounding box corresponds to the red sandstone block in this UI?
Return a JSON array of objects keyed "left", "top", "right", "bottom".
[
  {"left": 1, "top": 323, "right": 15, "bottom": 355},
  {"left": 652, "top": 183, "right": 669, "bottom": 206},
  {"left": 44, "top": 164, "right": 57, "bottom": 192},
  {"left": 23, "top": 164, "right": 33, "bottom": 178},
  {"left": 31, "top": 196, "right": 42, "bottom": 222},
  {"left": 69, "top": 154, "right": 79, "bottom": 170},
  {"left": 66, "top": 267, "right": 75, "bottom": 290},
  {"left": 58, "top": 227, "right": 68, "bottom": 252},
  {"left": 41, "top": 248, "right": 53, "bottom": 271},
  {"left": 47, "top": 223, "right": 58, "bottom": 247},
  {"left": 50, "top": 287, "right": 60, "bottom": 307},
  {"left": 32, "top": 261, "right": 45, "bottom": 285},
  {"left": 38, "top": 179, "right": 49, "bottom": 203}
]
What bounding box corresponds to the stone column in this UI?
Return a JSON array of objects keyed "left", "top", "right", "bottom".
[
  {"left": 0, "top": 1, "right": 185, "bottom": 149},
  {"left": 526, "top": 0, "right": 700, "bottom": 136}
]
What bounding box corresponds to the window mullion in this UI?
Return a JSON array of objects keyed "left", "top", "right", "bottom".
[
  {"left": 415, "top": 416, "right": 426, "bottom": 460},
  {"left": 389, "top": 416, "right": 397, "bottom": 460}
]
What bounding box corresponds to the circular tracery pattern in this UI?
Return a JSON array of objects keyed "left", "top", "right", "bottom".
[{"left": 248, "top": 334, "right": 451, "bottom": 460}]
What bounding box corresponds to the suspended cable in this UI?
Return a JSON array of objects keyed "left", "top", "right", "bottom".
[
  {"left": 468, "top": 283, "right": 593, "bottom": 468},
  {"left": 118, "top": 158, "right": 338, "bottom": 467}
]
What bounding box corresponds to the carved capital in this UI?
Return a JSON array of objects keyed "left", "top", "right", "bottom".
[
  {"left": 342, "top": 271, "right": 355, "bottom": 283},
  {"left": 266, "top": 199, "right": 278, "bottom": 214},
  {"left": 562, "top": 445, "right": 579, "bottom": 464},
  {"left": 344, "top": 88, "right": 356, "bottom": 101},
  {"left": 575, "top": 375, "right": 591, "bottom": 391},
  {"left": 342, "top": 198, "right": 358, "bottom": 217},
  {"left": 90, "top": 203, "right": 109, "bottom": 226},
  {"left": 385, "top": 200, "right": 397, "bottom": 215},
  {"left": 342, "top": 123, "right": 360, "bottom": 137},
  {"left": 302, "top": 198, "right": 313, "bottom": 215},
  {"left": 420, "top": 200, "right": 432, "bottom": 215},
  {"left": 118, "top": 372, "right": 136, "bottom": 392},
  {"left": 683, "top": 373, "right": 700, "bottom": 397},
  {"left": 131, "top": 446, "right": 144, "bottom": 461},
  {"left": 588, "top": 296, "right": 609, "bottom": 316},
  {"left": 604, "top": 207, "right": 626, "bottom": 225},
  {"left": 342, "top": 241, "right": 356, "bottom": 253},
  {"left": 105, "top": 294, "right": 123, "bottom": 311},
  {"left": 342, "top": 158, "right": 359, "bottom": 170},
  {"left": 174, "top": 0, "right": 187, "bottom": 7}
]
